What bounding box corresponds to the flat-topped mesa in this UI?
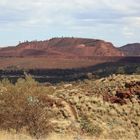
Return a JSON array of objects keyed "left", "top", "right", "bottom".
[
  {"left": 47, "top": 38, "right": 124, "bottom": 56},
  {"left": 0, "top": 37, "right": 124, "bottom": 57}
]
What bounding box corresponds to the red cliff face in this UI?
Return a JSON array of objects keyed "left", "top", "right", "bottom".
[{"left": 0, "top": 37, "right": 124, "bottom": 57}]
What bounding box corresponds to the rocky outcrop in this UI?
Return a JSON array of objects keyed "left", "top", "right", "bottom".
[{"left": 103, "top": 81, "right": 140, "bottom": 105}]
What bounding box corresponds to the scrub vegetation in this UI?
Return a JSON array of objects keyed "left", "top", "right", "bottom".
[{"left": 0, "top": 74, "right": 140, "bottom": 139}]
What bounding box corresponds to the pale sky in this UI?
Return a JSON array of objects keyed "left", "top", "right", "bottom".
[{"left": 0, "top": 0, "right": 140, "bottom": 47}]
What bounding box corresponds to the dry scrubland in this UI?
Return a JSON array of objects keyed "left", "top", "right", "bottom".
[
  {"left": 0, "top": 57, "right": 104, "bottom": 69},
  {"left": 0, "top": 74, "right": 140, "bottom": 140}
]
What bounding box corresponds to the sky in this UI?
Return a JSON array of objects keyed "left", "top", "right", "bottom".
[{"left": 0, "top": 0, "right": 140, "bottom": 47}]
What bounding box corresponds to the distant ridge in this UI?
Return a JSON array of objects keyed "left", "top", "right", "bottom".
[{"left": 119, "top": 43, "right": 140, "bottom": 56}]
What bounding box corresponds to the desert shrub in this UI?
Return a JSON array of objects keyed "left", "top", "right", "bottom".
[
  {"left": 0, "top": 75, "right": 54, "bottom": 139},
  {"left": 80, "top": 116, "right": 103, "bottom": 137},
  {"left": 116, "top": 67, "right": 125, "bottom": 74},
  {"left": 23, "top": 101, "right": 53, "bottom": 139},
  {"left": 136, "top": 67, "right": 140, "bottom": 74}
]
